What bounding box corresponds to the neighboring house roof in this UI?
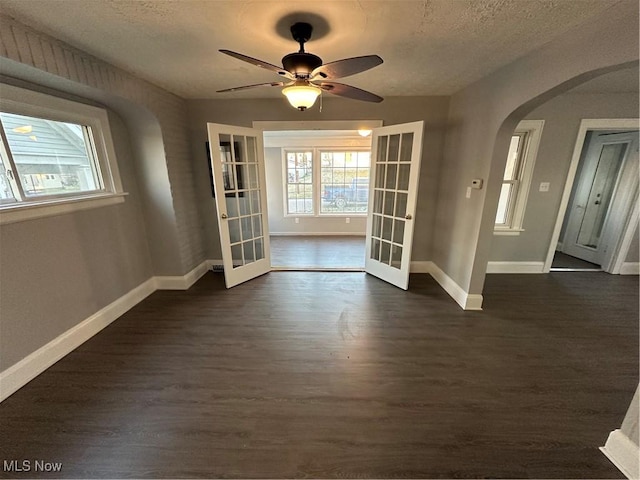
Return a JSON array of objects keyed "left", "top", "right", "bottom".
[{"left": 1, "top": 113, "right": 89, "bottom": 167}]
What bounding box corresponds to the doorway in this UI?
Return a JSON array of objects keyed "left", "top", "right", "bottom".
[
  {"left": 546, "top": 121, "right": 639, "bottom": 273},
  {"left": 260, "top": 123, "right": 376, "bottom": 271}
]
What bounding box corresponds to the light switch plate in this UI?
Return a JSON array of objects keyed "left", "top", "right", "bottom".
[{"left": 539, "top": 182, "right": 550, "bottom": 192}]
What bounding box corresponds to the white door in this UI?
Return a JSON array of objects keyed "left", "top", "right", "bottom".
[
  {"left": 563, "top": 131, "right": 639, "bottom": 265},
  {"left": 207, "top": 123, "right": 271, "bottom": 288},
  {"left": 365, "top": 121, "right": 424, "bottom": 290}
]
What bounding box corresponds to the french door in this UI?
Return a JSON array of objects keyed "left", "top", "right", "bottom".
[
  {"left": 207, "top": 123, "right": 271, "bottom": 288},
  {"left": 365, "top": 121, "right": 424, "bottom": 290}
]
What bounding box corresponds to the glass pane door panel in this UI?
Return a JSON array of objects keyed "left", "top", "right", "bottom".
[
  {"left": 383, "top": 192, "right": 395, "bottom": 216},
  {"left": 377, "top": 136, "right": 388, "bottom": 162},
  {"left": 234, "top": 136, "right": 246, "bottom": 162},
  {"left": 400, "top": 133, "right": 414, "bottom": 160},
  {"left": 241, "top": 217, "right": 252, "bottom": 241},
  {"left": 385, "top": 164, "right": 397, "bottom": 189},
  {"left": 252, "top": 214, "right": 263, "bottom": 237},
  {"left": 380, "top": 241, "right": 391, "bottom": 264},
  {"left": 255, "top": 238, "right": 264, "bottom": 260},
  {"left": 231, "top": 244, "right": 243, "bottom": 268},
  {"left": 388, "top": 135, "right": 400, "bottom": 161},
  {"left": 243, "top": 241, "right": 255, "bottom": 264},
  {"left": 250, "top": 190, "right": 260, "bottom": 213},
  {"left": 371, "top": 238, "right": 381, "bottom": 261},
  {"left": 395, "top": 193, "right": 407, "bottom": 218},
  {"left": 246, "top": 136, "right": 257, "bottom": 162},
  {"left": 226, "top": 195, "right": 239, "bottom": 218},
  {"left": 393, "top": 219, "right": 405, "bottom": 244},
  {"left": 391, "top": 245, "right": 402, "bottom": 269},
  {"left": 382, "top": 216, "right": 393, "bottom": 241},
  {"left": 397, "top": 164, "right": 410, "bottom": 190},
  {"left": 228, "top": 219, "right": 241, "bottom": 244},
  {"left": 375, "top": 164, "right": 386, "bottom": 188},
  {"left": 372, "top": 214, "right": 382, "bottom": 237}
]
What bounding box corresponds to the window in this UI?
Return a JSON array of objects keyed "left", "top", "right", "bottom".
[
  {"left": 0, "top": 84, "right": 124, "bottom": 224},
  {"left": 320, "top": 150, "right": 370, "bottom": 214},
  {"left": 495, "top": 120, "right": 544, "bottom": 234},
  {"left": 285, "top": 150, "right": 313, "bottom": 214},
  {"left": 282, "top": 148, "right": 371, "bottom": 216}
]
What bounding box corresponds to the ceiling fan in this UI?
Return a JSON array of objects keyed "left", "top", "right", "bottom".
[{"left": 217, "top": 22, "right": 384, "bottom": 110}]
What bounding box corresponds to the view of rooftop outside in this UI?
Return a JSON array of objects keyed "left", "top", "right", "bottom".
[{"left": 0, "top": 112, "right": 100, "bottom": 199}]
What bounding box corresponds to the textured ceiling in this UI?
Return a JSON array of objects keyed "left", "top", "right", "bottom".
[{"left": 0, "top": 0, "right": 628, "bottom": 99}]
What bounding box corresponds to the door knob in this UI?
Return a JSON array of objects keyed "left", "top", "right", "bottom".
[
  {"left": 405, "top": 214, "right": 412, "bottom": 220},
  {"left": 221, "top": 213, "right": 228, "bottom": 219}
]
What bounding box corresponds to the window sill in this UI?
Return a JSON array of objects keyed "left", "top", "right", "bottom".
[
  {"left": 493, "top": 228, "right": 525, "bottom": 236},
  {"left": 0, "top": 192, "right": 128, "bottom": 225}
]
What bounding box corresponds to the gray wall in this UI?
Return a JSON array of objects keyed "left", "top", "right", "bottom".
[
  {"left": 0, "top": 110, "right": 152, "bottom": 370},
  {"left": 186, "top": 96, "right": 450, "bottom": 260},
  {"left": 432, "top": 0, "right": 639, "bottom": 295},
  {"left": 489, "top": 91, "right": 639, "bottom": 262}
]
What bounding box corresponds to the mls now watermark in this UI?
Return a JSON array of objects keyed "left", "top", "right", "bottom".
[{"left": 3, "top": 460, "right": 63, "bottom": 473}]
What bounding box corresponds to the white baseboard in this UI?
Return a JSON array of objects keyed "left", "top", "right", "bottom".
[
  {"left": 601, "top": 429, "right": 640, "bottom": 479},
  {"left": 0, "top": 261, "right": 217, "bottom": 402},
  {"left": 411, "top": 261, "right": 483, "bottom": 310},
  {"left": 486, "top": 261, "right": 545, "bottom": 274},
  {"left": 154, "top": 260, "right": 210, "bottom": 290},
  {"left": 269, "top": 232, "right": 366, "bottom": 237},
  {"left": 620, "top": 262, "right": 640, "bottom": 275},
  {"left": 0, "top": 278, "right": 156, "bottom": 402}
]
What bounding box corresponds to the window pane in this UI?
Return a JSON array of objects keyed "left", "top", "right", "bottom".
[
  {"left": 285, "top": 150, "right": 313, "bottom": 214},
  {"left": 320, "top": 150, "right": 370, "bottom": 214},
  {"left": 504, "top": 135, "right": 523, "bottom": 180},
  {"left": 1, "top": 112, "right": 100, "bottom": 197},
  {"left": 495, "top": 183, "right": 513, "bottom": 225}
]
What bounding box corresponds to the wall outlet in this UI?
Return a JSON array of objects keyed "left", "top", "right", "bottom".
[
  {"left": 466, "top": 187, "right": 472, "bottom": 199},
  {"left": 295, "top": 217, "right": 299, "bottom": 224},
  {"left": 345, "top": 217, "right": 350, "bottom": 224},
  {"left": 539, "top": 182, "right": 550, "bottom": 192}
]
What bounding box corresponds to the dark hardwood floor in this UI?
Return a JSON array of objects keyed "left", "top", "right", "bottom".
[
  {"left": 270, "top": 235, "right": 365, "bottom": 269},
  {"left": 551, "top": 251, "right": 601, "bottom": 270},
  {"left": 0, "top": 272, "right": 637, "bottom": 479}
]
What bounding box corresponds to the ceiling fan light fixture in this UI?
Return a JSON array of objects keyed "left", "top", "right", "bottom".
[{"left": 282, "top": 84, "right": 321, "bottom": 111}]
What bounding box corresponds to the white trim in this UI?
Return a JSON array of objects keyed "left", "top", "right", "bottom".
[
  {"left": 0, "top": 278, "right": 156, "bottom": 402},
  {"left": 0, "top": 193, "right": 126, "bottom": 225},
  {"left": 544, "top": 119, "right": 639, "bottom": 272},
  {"left": 486, "top": 261, "right": 545, "bottom": 273},
  {"left": 269, "top": 232, "right": 366, "bottom": 237},
  {"left": 620, "top": 262, "right": 640, "bottom": 275},
  {"left": 153, "top": 260, "right": 210, "bottom": 290},
  {"left": 411, "top": 261, "right": 483, "bottom": 310},
  {"left": 493, "top": 228, "right": 525, "bottom": 236},
  {"left": 600, "top": 429, "right": 640, "bottom": 479}
]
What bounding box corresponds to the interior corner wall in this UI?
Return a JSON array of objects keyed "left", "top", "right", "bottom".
[
  {"left": 432, "top": 0, "right": 639, "bottom": 296},
  {"left": 489, "top": 91, "right": 640, "bottom": 262},
  {"left": 0, "top": 15, "right": 206, "bottom": 276},
  {"left": 186, "top": 96, "right": 450, "bottom": 260}
]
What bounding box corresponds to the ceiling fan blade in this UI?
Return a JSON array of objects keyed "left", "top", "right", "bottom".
[
  {"left": 311, "top": 55, "right": 383, "bottom": 80},
  {"left": 219, "top": 49, "right": 294, "bottom": 79},
  {"left": 317, "top": 81, "right": 383, "bottom": 103},
  {"left": 216, "top": 81, "right": 288, "bottom": 93}
]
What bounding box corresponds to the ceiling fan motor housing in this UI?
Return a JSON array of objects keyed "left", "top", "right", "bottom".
[{"left": 282, "top": 52, "right": 323, "bottom": 77}]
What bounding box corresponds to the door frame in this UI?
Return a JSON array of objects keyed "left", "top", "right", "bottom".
[{"left": 544, "top": 118, "right": 639, "bottom": 273}]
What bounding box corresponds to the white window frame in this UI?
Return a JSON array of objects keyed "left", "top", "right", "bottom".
[
  {"left": 281, "top": 147, "right": 371, "bottom": 217},
  {"left": 0, "top": 84, "right": 125, "bottom": 225},
  {"left": 494, "top": 119, "right": 544, "bottom": 235},
  {"left": 282, "top": 149, "right": 315, "bottom": 216}
]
